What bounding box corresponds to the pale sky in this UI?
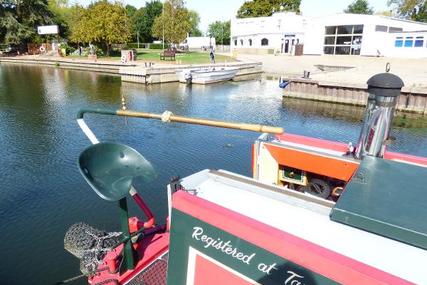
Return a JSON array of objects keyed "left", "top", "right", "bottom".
[{"left": 73, "top": 0, "right": 390, "bottom": 33}]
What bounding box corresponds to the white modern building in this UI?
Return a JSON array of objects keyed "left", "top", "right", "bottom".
[
  {"left": 231, "top": 12, "right": 427, "bottom": 58},
  {"left": 182, "top": 36, "right": 216, "bottom": 50}
]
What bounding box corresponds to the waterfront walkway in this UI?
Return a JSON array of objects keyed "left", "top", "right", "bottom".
[{"left": 237, "top": 54, "right": 427, "bottom": 92}]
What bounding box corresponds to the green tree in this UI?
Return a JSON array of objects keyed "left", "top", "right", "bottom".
[
  {"left": 388, "top": 0, "right": 427, "bottom": 22},
  {"left": 70, "top": 1, "right": 131, "bottom": 55},
  {"left": 344, "top": 0, "right": 374, "bottom": 14},
  {"left": 188, "top": 10, "right": 202, "bottom": 36},
  {"left": 132, "top": 1, "right": 162, "bottom": 43},
  {"left": 0, "top": 0, "right": 54, "bottom": 48},
  {"left": 237, "top": 0, "right": 301, "bottom": 18},
  {"left": 152, "top": 0, "right": 191, "bottom": 45},
  {"left": 125, "top": 4, "right": 137, "bottom": 18},
  {"left": 48, "top": 0, "right": 72, "bottom": 39},
  {"left": 208, "top": 20, "right": 230, "bottom": 45}
]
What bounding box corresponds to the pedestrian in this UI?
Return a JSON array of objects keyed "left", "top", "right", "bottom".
[
  {"left": 78, "top": 45, "right": 82, "bottom": 56},
  {"left": 209, "top": 48, "right": 215, "bottom": 64}
]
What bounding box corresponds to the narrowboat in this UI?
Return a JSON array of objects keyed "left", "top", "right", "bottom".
[{"left": 61, "top": 72, "right": 427, "bottom": 285}]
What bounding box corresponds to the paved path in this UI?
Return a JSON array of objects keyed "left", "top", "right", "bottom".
[{"left": 237, "top": 54, "right": 427, "bottom": 91}]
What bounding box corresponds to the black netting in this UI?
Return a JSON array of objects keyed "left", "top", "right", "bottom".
[{"left": 64, "top": 223, "right": 122, "bottom": 275}]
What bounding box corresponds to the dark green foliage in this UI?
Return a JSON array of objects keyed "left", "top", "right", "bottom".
[
  {"left": 125, "top": 4, "right": 137, "bottom": 18},
  {"left": 208, "top": 21, "right": 230, "bottom": 45},
  {"left": 0, "top": 0, "right": 55, "bottom": 49},
  {"left": 132, "top": 1, "right": 163, "bottom": 43},
  {"left": 189, "top": 10, "right": 202, "bottom": 36},
  {"left": 237, "top": 0, "right": 301, "bottom": 18},
  {"left": 344, "top": 0, "right": 374, "bottom": 14},
  {"left": 149, "top": 43, "right": 164, "bottom": 49}
]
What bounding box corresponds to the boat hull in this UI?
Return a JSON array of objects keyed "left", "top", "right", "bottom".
[{"left": 177, "top": 67, "right": 238, "bottom": 84}]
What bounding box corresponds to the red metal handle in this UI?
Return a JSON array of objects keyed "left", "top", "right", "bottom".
[{"left": 131, "top": 193, "right": 155, "bottom": 228}]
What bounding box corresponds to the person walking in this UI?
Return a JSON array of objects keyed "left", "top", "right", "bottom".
[{"left": 209, "top": 48, "right": 215, "bottom": 64}]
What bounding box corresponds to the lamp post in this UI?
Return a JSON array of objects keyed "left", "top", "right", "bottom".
[{"left": 162, "top": 0, "right": 165, "bottom": 50}]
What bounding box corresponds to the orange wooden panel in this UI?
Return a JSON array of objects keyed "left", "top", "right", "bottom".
[{"left": 265, "top": 144, "right": 359, "bottom": 181}]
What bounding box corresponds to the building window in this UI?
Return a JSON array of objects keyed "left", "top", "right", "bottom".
[
  {"left": 414, "top": 36, "right": 424, "bottom": 47},
  {"left": 324, "top": 46, "right": 334, "bottom": 54},
  {"left": 325, "top": 26, "right": 336, "bottom": 35},
  {"left": 249, "top": 39, "right": 252, "bottom": 46},
  {"left": 323, "top": 25, "right": 363, "bottom": 55},
  {"left": 240, "top": 39, "right": 244, "bottom": 46},
  {"left": 375, "top": 25, "right": 388, "bottom": 32},
  {"left": 337, "top": 25, "right": 353, "bottom": 34},
  {"left": 394, "top": 37, "right": 403, "bottom": 47},
  {"left": 404, "top": 37, "right": 413, "bottom": 47},
  {"left": 389, "top": 27, "right": 403, "bottom": 33},
  {"left": 261, "top": 38, "right": 269, "bottom": 46},
  {"left": 324, "top": 37, "right": 335, "bottom": 45}
]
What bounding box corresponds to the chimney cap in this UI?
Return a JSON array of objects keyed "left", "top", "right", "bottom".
[{"left": 367, "top": 72, "right": 404, "bottom": 90}]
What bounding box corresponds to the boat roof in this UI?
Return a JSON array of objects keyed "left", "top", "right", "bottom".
[
  {"left": 180, "top": 169, "right": 427, "bottom": 284},
  {"left": 331, "top": 156, "right": 427, "bottom": 250}
]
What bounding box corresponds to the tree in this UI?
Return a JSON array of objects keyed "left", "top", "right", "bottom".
[
  {"left": 344, "top": 0, "right": 374, "bottom": 14},
  {"left": 208, "top": 20, "right": 230, "bottom": 45},
  {"left": 70, "top": 1, "right": 131, "bottom": 55},
  {"left": 48, "top": 0, "right": 72, "bottom": 39},
  {"left": 237, "top": 0, "right": 301, "bottom": 18},
  {"left": 388, "top": 0, "right": 427, "bottom": 22},
  {"left": 132, "top": 1, "right": 162, "bottom": 43},
  {"left": 152, "top": 0, "right": 191, "bottom": 44},
  {"left": 125, "top": 4, "right": 137, "bottom": 18},
  {"left": 188, "top": 10, "right": 202, "bottom": 36},
  {"left": 0, "top": 0, "right": 55, "bottom": 48}
]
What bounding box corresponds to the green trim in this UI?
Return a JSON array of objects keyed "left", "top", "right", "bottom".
[
  {"left": 76, "top": 108, "right": 117, "bottom": 119},
  {"left": 167, "top": 209, "right": 338, "bottom": 285},
  {"left": 119, "top": 198, "right": 136, "bottom": 272}
]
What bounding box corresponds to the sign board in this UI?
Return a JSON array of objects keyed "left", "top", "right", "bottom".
[{"left": 37, "top": 25, "right": 59, "bottom": 35}]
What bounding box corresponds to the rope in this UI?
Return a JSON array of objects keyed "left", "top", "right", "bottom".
[
  {"left": 53, "top": 273, "right": 85, "bottom": 284},
  {"left": 161, "top": 111, "right": 173, "bottom": 123}
]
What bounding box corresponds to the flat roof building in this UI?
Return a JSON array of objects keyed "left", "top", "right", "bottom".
[{"left": 231, "top": 12, "right": 427, "bottom": 58}]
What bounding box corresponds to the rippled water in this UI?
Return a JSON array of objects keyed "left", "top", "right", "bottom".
[{"left": 0, "top": 64, "right": 426, "bottom": 285}]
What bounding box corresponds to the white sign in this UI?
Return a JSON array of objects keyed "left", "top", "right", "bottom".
[{"left": 37, "top": 25, "right": 59, "bottom": 35}]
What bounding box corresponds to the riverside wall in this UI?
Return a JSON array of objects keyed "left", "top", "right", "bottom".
[
  {"left": 120, "top": 62, "right": 263, "bottom": 84},
  {"left": 282, "top": 78, "right": 427, "bottom": 114},
  {"left": 0, "top": 57, "right": 134, "bottom": 73}
]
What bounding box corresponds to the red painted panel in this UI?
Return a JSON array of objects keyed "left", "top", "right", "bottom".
[
  {"left": 194, "top": 255, "right": 255, "bottom": 285},
  {"left": 173, "top": 191, "right": 411, "bottom": 285},
  {"left": 275, "top": 133, "right": 350, "bottom": 153},
  {"left": 385, "top": 151, "right": 427, "bottom": 166},
  {"left": 275, "top": 133, "right": 427, "bottom": 167}
]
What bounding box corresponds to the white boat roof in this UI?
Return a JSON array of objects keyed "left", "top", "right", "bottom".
[{"left": 180, "top": 169, "right": 427, "bottom": 284}]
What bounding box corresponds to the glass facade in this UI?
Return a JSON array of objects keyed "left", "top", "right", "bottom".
[{"left": 324, "top": 25, "right": 363, "bottom": 55}]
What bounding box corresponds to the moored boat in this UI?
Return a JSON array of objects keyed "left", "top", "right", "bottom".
[
  {"left": 60, "top": 72, "right": 427, "bottom": 285},
  {"left": 177, "top": 67, "right": 238, "bottom": 84}
]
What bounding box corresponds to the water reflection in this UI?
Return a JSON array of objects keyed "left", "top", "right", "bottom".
[{"left": 0, "top": 64, "right": 426, "bottom": 285}]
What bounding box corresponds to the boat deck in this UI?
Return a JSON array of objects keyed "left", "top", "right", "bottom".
[
  {"left": 126, "top": 252, "right": 168, "bottom": 285},
  {"left": 180, "top": 169, "right": 427, "bottom": 284}
]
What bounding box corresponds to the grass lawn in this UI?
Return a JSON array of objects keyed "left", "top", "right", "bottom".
[
  {"left": 67, "top": 49, "right": 235, "bottom": 64},
  {"left": 136, "top": 49, "right": 235, "bottom": 64}
]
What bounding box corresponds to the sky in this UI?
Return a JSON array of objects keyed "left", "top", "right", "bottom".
[{"left": 73, "top": 0, "right": 390, "bottom": 33}]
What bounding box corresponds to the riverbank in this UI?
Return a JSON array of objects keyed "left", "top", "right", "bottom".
[
  {"left": 238, "top": 54, "right": 427, "bottom": 114},
  {"left": 0, "top": 55, "right": 256, "bottom": 84},
  {"left": 0, "top": 55, "right": 134, "bottom": 73},
  {"left": 237, "top": 54, "right": 427, "bottom": 94}
]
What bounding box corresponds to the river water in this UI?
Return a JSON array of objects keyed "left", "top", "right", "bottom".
[{"left": 0, "top": 64, "right": 426, "bottom": 285}]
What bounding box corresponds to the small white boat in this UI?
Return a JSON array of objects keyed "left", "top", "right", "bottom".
[{"left": 177, "top": 67, "right": 238, "bottom": 84}]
